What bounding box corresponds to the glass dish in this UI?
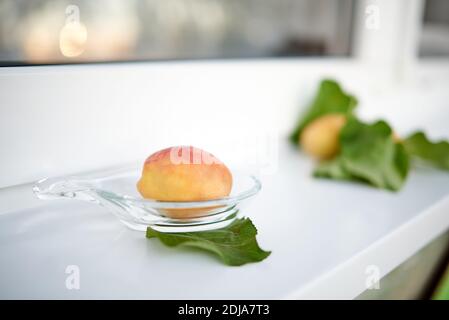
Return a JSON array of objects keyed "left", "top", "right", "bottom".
[{"left": 33, "top": 166, "right": 261, "bottom": 232}]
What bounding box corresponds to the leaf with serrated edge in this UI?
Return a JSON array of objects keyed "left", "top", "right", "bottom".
[
  {"left": 404, "top": 131, "right": 449, "bottom": 170},
  {"left": 146, "top": 218, "right": 270, "bottom": 266},
  {"left": 314, "top": 118, "right": 409, "bottom": 191}
]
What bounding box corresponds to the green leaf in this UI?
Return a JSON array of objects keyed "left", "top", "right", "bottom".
[
  {"left": 146, "top": 218, "right": 271, "bottom": 266},
  {"left": 403, "top": 131, "right": 449, "bottom": 170},
  {"left": 289, "top": 79, "right": 358, "bottom": 144},
  {"left": 314, "top": 118, "right": 410, "bottom": 191},
  {"left": 314, "top": 157, "right": 355, "bottom": 181},
  {"left": 433, "top": 265, "right": 449, "bottom": 300}
]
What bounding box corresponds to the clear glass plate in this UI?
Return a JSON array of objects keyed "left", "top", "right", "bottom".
[{"left": 33, "top": 166, "right": 261, "bottom": 232}]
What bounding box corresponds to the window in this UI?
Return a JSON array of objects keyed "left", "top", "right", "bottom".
[
  {"left": 0, "top": 0, "right": 354, "bottom": 66},
  {"left": 419, "top": 0, "right": 449, "bottom": 57}
]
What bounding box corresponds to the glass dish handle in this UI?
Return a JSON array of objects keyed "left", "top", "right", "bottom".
[{"left": 33, "top": 177, "right": 97, "bottom": 202}]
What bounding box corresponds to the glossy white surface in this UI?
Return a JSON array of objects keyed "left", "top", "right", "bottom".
[
  {"left": 1, "top": 143, "right": 449, "bottom": 299},
  {"left": 1, "top": 59, "right": 449, "bottom": 299}
]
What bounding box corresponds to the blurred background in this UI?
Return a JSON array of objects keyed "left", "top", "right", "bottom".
[{"left": 0, "top": 0, "right": 447, "bottom": 65}]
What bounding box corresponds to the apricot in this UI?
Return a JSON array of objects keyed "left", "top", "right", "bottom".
[
  {"left": 300, "top": 114, "right": 347, "bottom": 160},
  {"left": 137, "top": 146, "right": 232, "bottom": 206}
]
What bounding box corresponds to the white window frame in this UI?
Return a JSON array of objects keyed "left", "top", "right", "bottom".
[{"left": 353, "top": 0, "right": 425, "bottom": 80}]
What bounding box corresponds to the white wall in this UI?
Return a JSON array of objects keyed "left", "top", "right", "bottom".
[{"left": 1, "top": 58, "right": 449, "bottom": 188}]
